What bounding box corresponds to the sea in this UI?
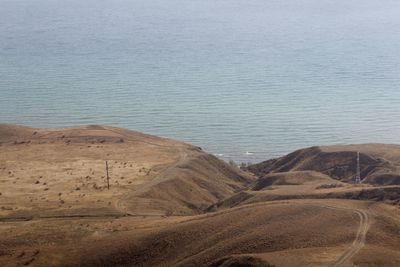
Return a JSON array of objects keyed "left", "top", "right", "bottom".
[{"left": 1, "top": 0, "right": 400, "bottom": 163}]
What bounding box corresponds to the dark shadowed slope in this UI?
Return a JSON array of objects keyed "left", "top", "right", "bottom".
[{"left": 246, "top": 145, "right": 400, "bottom": 185}]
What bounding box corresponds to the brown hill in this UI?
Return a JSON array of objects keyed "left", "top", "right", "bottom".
[
  {"left": 20, "top": 200, "right": 400, "bottom": 267},
  {"left": 211, "top": 145, "right": 400, "bottom": 210},
  {"left": 0, "top": 124, "right": 254, "bottom": 218},
  {"left": 252, "top": 171, "right": 342, "bottom": 190},
  {"left": 1, "top": 127, "right": 400, "bottom": 267},
  {"left": 246, "top": 145, "right": 400, "bottom": 185}
]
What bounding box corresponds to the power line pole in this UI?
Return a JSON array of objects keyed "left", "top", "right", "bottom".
[
  {"left": 355, "top": 152, "right": 361, "bottom": 184},
  {"left": 106, "top": 161, "right": 110, "bottom": 189}
]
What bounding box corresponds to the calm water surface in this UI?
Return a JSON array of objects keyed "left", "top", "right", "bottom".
[{"left": 1, "top": 0, "right": 400, "bottom": 162}]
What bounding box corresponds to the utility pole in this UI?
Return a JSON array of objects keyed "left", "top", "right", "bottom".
[
  {"left": 106, "top": 161, "right": 110, "bottom": 189},
  {"left": 355, "top": 152, "right": 361, "bottom": 184}
]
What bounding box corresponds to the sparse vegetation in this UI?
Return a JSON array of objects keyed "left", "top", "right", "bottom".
[
  {"left": 1, "top": 125, "right": 400, "bottom": 267},
  {"left": 316, "top": 183, "right": 344, "bottom": 189}
]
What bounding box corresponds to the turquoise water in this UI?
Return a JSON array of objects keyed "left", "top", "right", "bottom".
[{"left": 1, "top": 0, "right": 400, "bottom": 162}]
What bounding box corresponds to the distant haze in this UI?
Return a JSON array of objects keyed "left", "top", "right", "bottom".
[{"left": 1, "top": 0, "right": 400, "bottom": 162}]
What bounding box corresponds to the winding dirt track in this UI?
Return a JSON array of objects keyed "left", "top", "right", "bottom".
[{"left": 328, "top": 206, "right": 370, "bottom": 267}]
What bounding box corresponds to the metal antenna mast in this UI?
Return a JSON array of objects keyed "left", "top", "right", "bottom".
[{"left": 355, "top": 152, "right": 361, "bottom": 184}]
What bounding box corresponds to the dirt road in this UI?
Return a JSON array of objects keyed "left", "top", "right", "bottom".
[{"left": 330, "top": 207, "right": 370, "bottom": 267}]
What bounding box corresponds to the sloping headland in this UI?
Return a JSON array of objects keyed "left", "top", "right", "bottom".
[{"left": 0, "top": 125, "right": 399, "bottom": 267}]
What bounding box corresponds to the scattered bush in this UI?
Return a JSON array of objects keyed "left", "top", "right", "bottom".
[{"left": 316, "top": 183, "right": 344, "bottom": 189}]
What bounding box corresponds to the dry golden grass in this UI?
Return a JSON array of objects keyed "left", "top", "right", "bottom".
[
  {"left": 1, "top": 125, "right": 400, "bottom": 267},
  {"left": 0, "top": 124, "right": 253, "bottom": 219}
]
